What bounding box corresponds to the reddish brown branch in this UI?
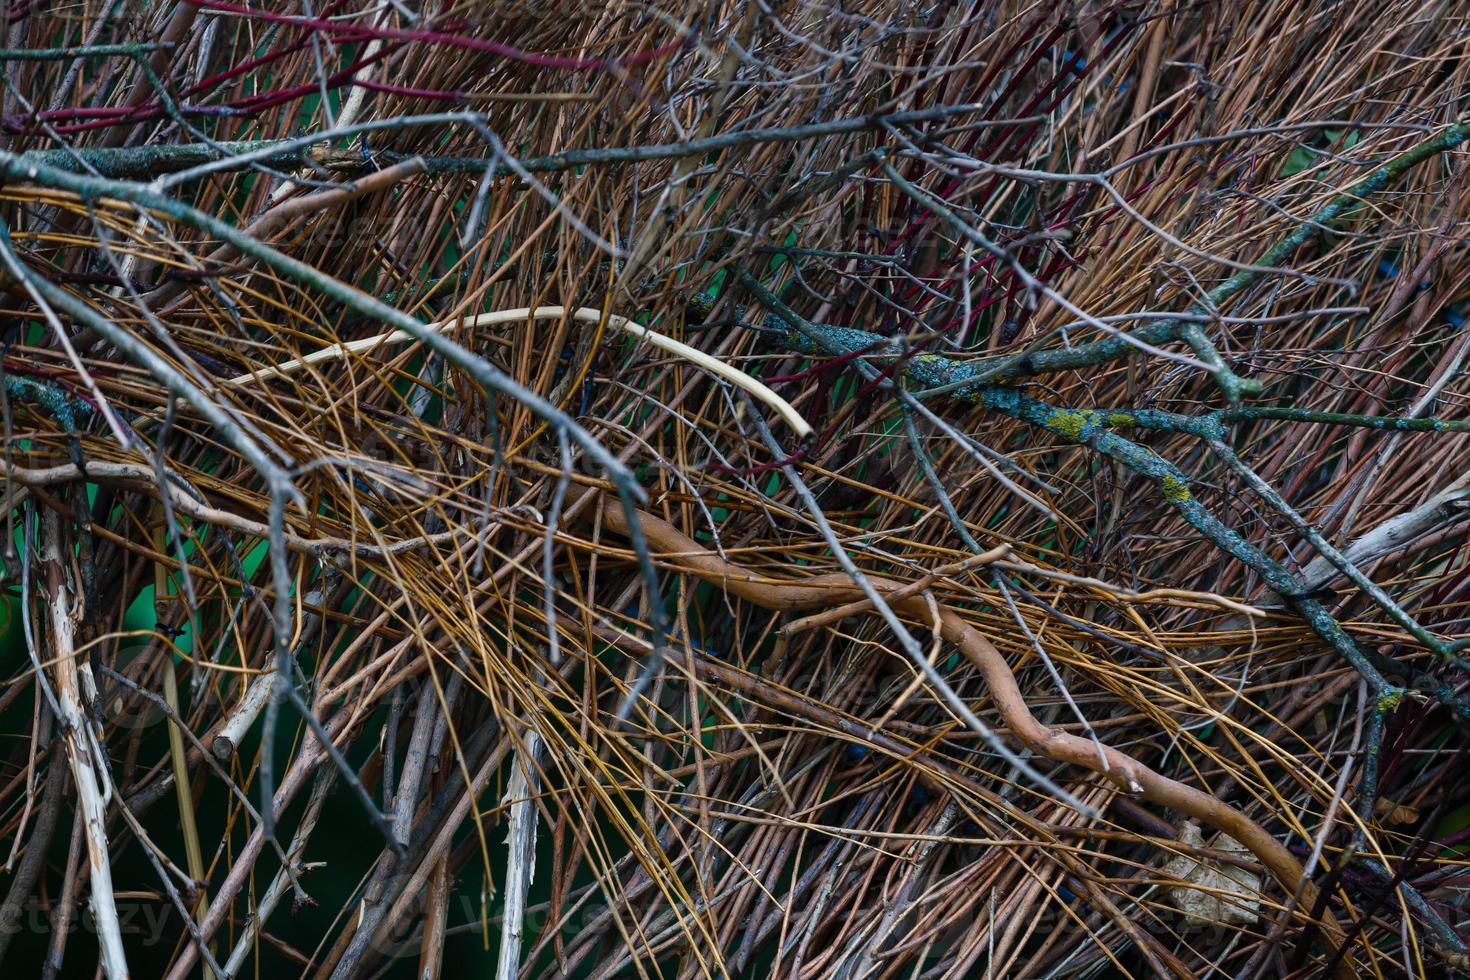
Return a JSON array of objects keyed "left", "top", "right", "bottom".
[{"left": 573, "top": 486, "right": 1353, "bottom": 967}]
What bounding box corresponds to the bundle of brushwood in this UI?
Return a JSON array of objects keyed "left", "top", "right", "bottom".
[{"left": 0, "top": 2, "right": 1467, "bottom": 977}]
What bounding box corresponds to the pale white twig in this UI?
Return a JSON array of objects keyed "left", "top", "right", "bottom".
[
  {"left": 224, "top": 306, "right": 815, "bottom": 438},
  {"left": 497, "top": 732, "right": 543, "bottom": 980},
  {"left": 42, "top": 511, "right": 130, "bottom": 980},
  {"left": 211, "top": 674, "right": 274, "bottom": 761},
  {"left": 1299, "top": 468, "right": 1470, "bottom": 593}
]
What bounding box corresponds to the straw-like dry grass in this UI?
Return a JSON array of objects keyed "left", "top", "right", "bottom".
[{"left": 0, "top": 2, "right": 1466, "bottom": 977}]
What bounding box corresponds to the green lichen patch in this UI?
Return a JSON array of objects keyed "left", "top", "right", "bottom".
[
  {"left": 1376, "top": 687, "right": 1407, "bottom": 713},
  {"left": 1161, "top": 474, "right": 1191, "bottom": 503},
  {"left": 1048, "top": 409, "right": 1096, "bottom": 441}
]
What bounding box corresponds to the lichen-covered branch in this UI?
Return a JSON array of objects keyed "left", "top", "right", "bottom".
[{"left": 745, "top": 279, "right": 1470, "bottom": 719}]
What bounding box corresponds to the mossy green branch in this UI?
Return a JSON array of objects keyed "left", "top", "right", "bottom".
[
  {"left": 741, "top": 291, "right": 1470, "bottom": 716},
  {"left": 1219, "top": 405, "right": 1470, "bottom": 433},
  {"left": 727, "top": 281, "right": 1469, "bottom": 439},
  {"left": 4, "top": 375, "right": 93, "bottom": 434},
  {"left": 12, "top": 140, "right": 289, "bottom": 178}
]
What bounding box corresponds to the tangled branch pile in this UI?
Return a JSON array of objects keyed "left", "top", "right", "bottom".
[{"left": 0, "top": 1, "right": 1467, "bottom": 977}]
